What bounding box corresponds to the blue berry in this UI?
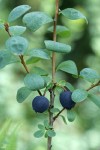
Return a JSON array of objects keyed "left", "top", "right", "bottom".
[
  {"left": 32, "top": 96, "right": 49, "bottom": 113},
  {"left": 60, "top": 91, "right": 75, "bottom": 110}
]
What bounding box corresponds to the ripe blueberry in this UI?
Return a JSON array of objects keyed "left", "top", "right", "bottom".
[
  {"left": 32, "top": 96, "right": 49, "bottom": 113},
  {"left": 60, "top": 91, "right": 75, "bottom": 110}
]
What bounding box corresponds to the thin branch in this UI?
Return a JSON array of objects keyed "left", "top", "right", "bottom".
[
  {"left": 53, "top": 108, "right": 65, "bottom": 121},
  {"left": 52, "top": 0, "right": 59, "bottom": 83},
  {"left": 86, "top": 80, "right": 100, "bottom": 91},
  {"left": 19, "top": 55, "right": 29, "bottom": 73},
  {"left": 4, "top": 23, "right": 11, "bottom": 37},
  {"left": 19, "top": 55, "right": 42, "bottom": 96},
  {"left": 5, "top": 23, "right": 42, "bottom": 96},
  {"left": 47, "top": 1, "right": 59, "bottom": 150}
]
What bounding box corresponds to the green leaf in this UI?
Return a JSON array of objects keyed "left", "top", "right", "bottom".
[
  {"left": 44, "top": 40, "right": 71, "bottom": 53},
  {"left": 31, "top": 67, "right": 48, "bottom": 76},
  {"left": 0, "top": 50, "right": 11, "bottom": 69},
  {"left": 9, "top": 26, "right": 26, "bottom": 36},
  {"left": 88, "top": 94, "right": 100, "bottom": 108},
  {"left": 16, "top": 87, "right": 32, "bottom": 103},
  {"left": 26, "top": 57, "right": 40, "bottom": 64},
  {"left": 23, "top": 12, "right": 53, "bottom": 32},
  {"left": 67, "top": 110, "right": 76, "bottom": 122},
  {"left": 72, "top": 89, "right": 88, "bottom": 103},
  {"left": 48, "top": 25, "right": 71, "bottom": 37},
  {"left": 80, "top": 68, "right": 100, "bottom": 83},
  {"left": 44, "top": 119, "right": 53, "bottom": 130},
  {"left": 58, "top": 80, "right": 67, "bottom": 86},
  {"left": 38, "top": 124, "right": 45, "bottom": 130},
  {"left": 42, "top": 76, "right": 50, "bottom": 87},
  {"left": 50, "top": 108, "right": 60, "bottom": 113},
  {"left": 57, "top": 60, "right": 78, "bottom": 76},
  {"left": 34, "top": 130, "right": 45, "bottom": 138},
  {"left": 6, "top": 36, "right": 28, "bottom": 55},
  {"left": 66, "top": 82, "right": 74, "bottom": 92},
  {"left": 61, "top": 8, "right": 87, "bottom": 23},
  {"left": 8, "top": 5, "right": 31, "bottom": 22},
  {"left": 24, "top": 73, "right": 45, "bottom": 90},
  {"left": 46, "top": 130, "right": 56, "bottom": 137},
  {"left": 43, "top": 120, "right": 49, "bottom": 129},
  {"left": 27, "top": 48, "right": 50, "bottom": 60},
  {"left": 60, "top": 115, "right": 67, "bottom": 125}
]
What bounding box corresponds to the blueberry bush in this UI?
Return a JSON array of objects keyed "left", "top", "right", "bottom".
[{"left": 0, "top": 1, "right": 100, "bottom": 150}]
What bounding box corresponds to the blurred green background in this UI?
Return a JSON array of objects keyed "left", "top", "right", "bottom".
[{"left": 0, "top": 0, "right": 100, "bottom": 150}]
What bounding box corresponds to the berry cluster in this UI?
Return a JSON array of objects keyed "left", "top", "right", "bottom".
[{"left": 32, "top": 91, "right": 75, "bottom": 113}]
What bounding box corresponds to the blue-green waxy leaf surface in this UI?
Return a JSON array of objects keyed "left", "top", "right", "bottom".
[
  {"left": 17, "top": 87, "right": 32, "bottom": 103},
  {"left": 48, "top": 25, "right": 70, "bottom": 37},
  {"left": 67, "top": 110, "right": 76, "bottom": 122},
  {"left": 80, "top": 68, "right": 100, "bottom": 83},
  {"left": 24, "top": 73, "right": 45, "bottom": 90},
  {"left": 57, "top": 60, "right": 78, "bottom": 76},
  {"left": 44, "top": 40, "right": 71, "bottom": 53},
  {"left": 31, "top": 67, "right": 48, "bottom": 76},
  {"left": 8, "top": 5, "right": 31, "bottom": 22},
  {"left": 61, "top": 8, "right": 87, "bottom": 23},
  {"left": 46, "top": 130, "right": 56, "bottom": 137},
  {"left": 66, "top": 82, "right": 74, "bottom": 92},
  {"left": 0, "top": 50, "right": 11, "bottom": 69},
  {"left": 34, "top": 130, "right": 45, "bottom": 138},
  {"left": 9, "top": 26, "right": 26, "bottom": 36},
  {"left": 72, "top": 89, "right": 88, "bottom": 103},
  {"left": 23, "top": 12, "right": 53, "bottom": 32},
  {"left": 6, "top": 36, "right": 28, "bottom": 55},
  {"left": 27, "top": 48, "right": 50, "bottom": 60}
]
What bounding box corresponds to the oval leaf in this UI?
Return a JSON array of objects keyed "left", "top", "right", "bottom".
[
  {"left": 16, "top": 87, "right": 32, "bottom": 103},
  {"left": 61, "top": 8, "right": 87, "bottom": 23},
  {"left": 44, "top": 40, "right": 71, "bottom": 53},
  {"left": 67, "top": 110, "right": 76, "bottom": 122},
  {"left": 38, "top": 124, "right": 45, "bottom": 130},
  {"left": 80, "top": 68, "right": 100, "bottom": 83},
  {"left": 88, "top": 93, "right": 100, "bottom": 108},
  {"left": 8, "top": 5, "right": 31, "bottom": 22},
  {"left": 26, "top": 57, "right": 40, "bottom": 64},
  {"left": 31, "top": 67, "right": 48, "bottom": 76},
  {"left": 9, "top": 26, "right": 26, "bottom": 36},
  {"left": 6, "top": 36, "right": 28, "bottom": 55},
  {"left": 60, "top": 115, "right": 67, "bottom": 125},
  {"left": 24, "top": 73, "right": 45, "bottom": 90},
  {"left": 48, "top": 25, "right": 71, "bottom": 37},
  {"left": 27, "top": 48, "right": 50, "bottom": 60},
  {"left": 72, "top": 89, "right": 88, "bottom": 103},
  {"left": 46, "top": 130, "right": 56, "bottom": 137},
  {"left": 0, "top": 50, "right": 11, "bottom": 69},
  {"left": 57, "top": 60, "right": 78, "bottom": 76},
  {"left": 66, "top": 82, "right": 75, "bottom": 92},
  {"left": 23, "top": 12, "right": 53, "bottom": 32},
  {"left": 34, "top": 130, "right": 45, "bottom": 138}
]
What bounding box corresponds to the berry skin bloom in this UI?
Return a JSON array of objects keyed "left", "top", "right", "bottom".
[
  {"left": 32, "top": 96, "right": 49, "bottom": 113},
  {"left": 60, "top": 91, "right": 75, "bottom": 110}
]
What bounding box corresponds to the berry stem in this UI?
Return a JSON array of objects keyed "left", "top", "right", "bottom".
[
  {"left": 47, "top": 0, "right": 59, "bottom": 150},
  {"left": 53, "top": 108, "right": 65, "bottom": 121}
]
